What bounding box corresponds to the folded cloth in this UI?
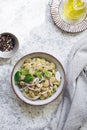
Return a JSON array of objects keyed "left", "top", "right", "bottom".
[{"left": 44, "top": 36, "right": 87, "bottom": 130}]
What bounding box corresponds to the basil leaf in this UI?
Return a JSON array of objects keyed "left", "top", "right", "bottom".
[
  {"left": 20, "top": 69, "right": 29, "bottom": 75},
  {"left": 14, "top": 71, "right": 22, "bottom": 85},
  {"left": 23, "top": 74, "right": 34, "bottom": 83},
  {"left": 43, "top": 69, "right": 52, "bottom": 78},
  {"left": 35, "top": 71, "right": 42, "bottom": 79}
]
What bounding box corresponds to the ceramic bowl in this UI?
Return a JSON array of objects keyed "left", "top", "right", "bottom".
[
  {"left": 11, "top": 52, "right": 66, "bottom": 106},
  {"left": 0, "top": 32, "right": 19, "bottom": 59}
]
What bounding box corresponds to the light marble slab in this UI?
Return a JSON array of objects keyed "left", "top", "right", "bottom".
[{"left": 0, "top": 0, "right": 87, "bottom": 130}]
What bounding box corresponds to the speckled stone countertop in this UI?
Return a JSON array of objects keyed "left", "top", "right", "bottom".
[{"left": 0, "top": 0, "right": 87, "bottom": 130}]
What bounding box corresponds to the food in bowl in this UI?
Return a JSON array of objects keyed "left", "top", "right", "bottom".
[
  {"left": 0, "top": 33, "right": 16, "bottom": 52},
  {"left": 11, "top": 52, "right": 65, "bottom": 105},
  {"left": 14, "top": 57, "right": 61, "bottom": 100}
]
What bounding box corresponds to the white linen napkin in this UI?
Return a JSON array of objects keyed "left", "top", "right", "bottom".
[{"left": 44, "top": 36, "right": 87, "bottom": 130}]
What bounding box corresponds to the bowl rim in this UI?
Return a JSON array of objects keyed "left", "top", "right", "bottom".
[
  {"left": 0, "top": 32, "right": 19, "bottom": 59},
  {"left": 11, "top": 52, "right": 66, "bottom": 106}
]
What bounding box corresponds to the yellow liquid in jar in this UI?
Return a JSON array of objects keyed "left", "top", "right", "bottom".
[{"left": 63, "top": 0, "right": 87, "bottom": 20}]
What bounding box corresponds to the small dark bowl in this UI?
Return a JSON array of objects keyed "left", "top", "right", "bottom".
[{"left": 0, "top": 32, "right": 19, "bottom": 59}]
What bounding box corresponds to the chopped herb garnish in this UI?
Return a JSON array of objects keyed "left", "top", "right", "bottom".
[
  {"left": 43, "top": 69, "right": 52, "bottom": 78},
  {"left": 14, "top": 71, "right": 22, "bottom": 85},
  {"left": 23, "top": 74, "right": 34, "bottom": 83},
  {"left": 35, "top": 71, "right": 42, "bottom": 79},
  {"left": 20, "top": 69, "right": 29, "bottom": 75}
]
